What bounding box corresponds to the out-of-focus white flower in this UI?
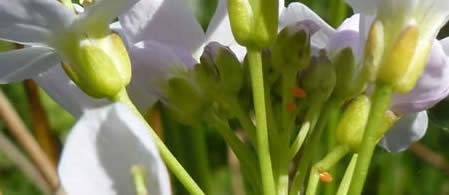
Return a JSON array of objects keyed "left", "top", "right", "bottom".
[{"left": 58, "top": 103, "right": 171, "bottom": 195}]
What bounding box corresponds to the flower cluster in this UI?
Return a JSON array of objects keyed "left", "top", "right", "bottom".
[{"left": 0, "top": 0, "right": 448, "bottom": 195}]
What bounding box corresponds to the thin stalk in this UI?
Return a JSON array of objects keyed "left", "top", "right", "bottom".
[
  {"left": 336, "top": 154, "right": 358, "bottom": 195},
  {"left": 25, "top": 80, "right": 60, "bottom": 167},
  {"left": 0, "top": 90, "right": 59, "bottom": 189},
  {"left": 289, "top": 100, "right": 341, "bottom": 195},
  {"left": 110, "top": 89, "right": 205, "bottom": 195},
  {"left": 348, "top": 83, "right": 393, "bottom": 195},
  {"left": 324, "top": 108, "right": 340, "bottom": 195},
  {"left": 224, "top": 97, "right": 257, "bottom": 146},
  {"left": 0, "top": 132, "right": 52, "bottom": 195},
  {"left": 306, "top": 145, "right": 349, "bottom": 195},
  {"left": 190, "top": 127, "right": 212, "bottom": 194},
  {"left": 247, "top": 48, "right": 276, "bottom": 195}
]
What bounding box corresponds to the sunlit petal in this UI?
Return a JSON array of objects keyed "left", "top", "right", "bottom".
[
  {"left": 127, "top": 40, "right": 194, "bottom": 113},
  {"left": 0, "top": 0, "right": 74, "bottom": 45},
  {"left": 279, "top": 2, "right": 335, "bottom": 49},
  {"left": 0, "top": 47, "right": 60, "bottom": 83},
  {"left": 119, "top": 0, "right": 205, "bottom": 53},
  {"left": 58, "top": 103, "right": 171, "bottom": 195},
  {"left": 378, "top": 111, "right": 428, "bottom": 153}
]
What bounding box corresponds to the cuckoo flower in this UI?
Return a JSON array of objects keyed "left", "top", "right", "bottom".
[
  {"left": 0, "top": 0, "right": 141, "bottom": 116},
  {"left": 58, "top": 103, "right": 171, "bottom": 195},
  {"left": 116, "top": 0, "right": 285, "bottom": 113},
  {"left": 345, "top": 0, "right": 449, "bottom": 93},
  {"left": 279, "top": 2, "right": 449, "bottom": 152}
]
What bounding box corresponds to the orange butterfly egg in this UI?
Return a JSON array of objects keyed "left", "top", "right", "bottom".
[{"left": 319, "top": 171, "right": 333, "bottom": 183}]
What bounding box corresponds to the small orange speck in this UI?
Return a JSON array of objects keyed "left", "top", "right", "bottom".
[
  {"left": 286, "top": 102, "right": 296, "bottom": 112},
  {"left": 319, "top": 171, "right": 333, "bottom": 183},
  {"left": 291, "top": 88, "right": 306, "bottom": 99}
]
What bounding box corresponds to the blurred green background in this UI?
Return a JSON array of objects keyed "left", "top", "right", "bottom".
[{"left": 1, "top": 0, "right": 449, "bottom": 194}]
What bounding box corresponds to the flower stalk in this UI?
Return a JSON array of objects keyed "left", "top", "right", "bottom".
[{"left": 348, "top": 83, "right": 393, "bottom": 195}]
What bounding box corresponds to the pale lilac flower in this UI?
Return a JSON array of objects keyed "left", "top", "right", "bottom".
[
  {"left": 58, "top": 103, "right": 170, "bottom": 195},
  {"left": 278, "top": 2, "right": 449, "bottom": 152}
]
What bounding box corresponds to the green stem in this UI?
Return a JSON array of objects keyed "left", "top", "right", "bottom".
[
  {"left": 336, "top": 154, "right": 358, "bottom": 195},
  {"left": 289, "top": 100, "right": 341, "bottom": 195},
  {"left": 207, "top": 113, "right": 261, "bottom": 191},
  {"left": 306, "top": 145, "right": 350, "bottom": 195},
  {"left": 225, "top": 97, "right": 257, "bottom": 146},
  {"left": 325, "top": 108, "right": 340, "bottom": 195},
  {"left": 247, "top": 48, "right": 276, "bottom": 195},
  {"left": 347, "top": 83, "right": 393, "bottom": 195},
  {"left": 190, "top": 126, "right": 212, "bottom": 194},
  {"left": 289, "top": 99, "right": 322, "bottom": 160},
  {"left": 110, "top": 89, "right": 205, "bottom": 195}
]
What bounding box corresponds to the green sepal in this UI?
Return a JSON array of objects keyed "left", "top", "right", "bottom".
[
  {"left": 333, "top": 48, "right": 367, "bottom": 101},
  {"left": 271, "top": 21, "right": 317, "bottom": 72},
  {"left": 300, "top": 54, "right": 336, "bottom": 101}
]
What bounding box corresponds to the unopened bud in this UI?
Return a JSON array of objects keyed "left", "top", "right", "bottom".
[
  {"left": 301, "top": 54, "right": 336, "bottom": 101},
  {"left": 363, "top": 20, "right": 384, "bottom": 82},
  {"left": 199, "top": 42, "right": 244, "bottom": 94},
  {"left": 228, "top": 0, "right": 278, "bottom": 48},
  {"left": 336, "top": 95, "right": 371, "bottom": 151},
  {"left": 271, "top": 20, "right": 319, "bottom": 71},
  {"left": 333, "top": 48, "right": 367, "bottom": 101},
  {"left": 378, "top": 25, "right": 431, "bottom": 93},
  {"left": 63, "top": 33, "right": 131, "bottom": 98}
]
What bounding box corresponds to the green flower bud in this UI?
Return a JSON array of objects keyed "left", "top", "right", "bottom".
[
  {"left": 333, "top": 48, "right": 367, "bottom": 101},
  {"left": 336, "top": 95, "right": 371, "bottom": 151},
  {"left": 271, "top": 20, "right": 318, "bottom": 71},
  {"left": 363, "top": 20, "right": 384, "bottom": 82},
  {"left": 202, "top": 42, "right": 244, "bottom": 94},
  {"left": 336, "top": 96, "right": 400, "bottom": 151},
  {"left": 377, "top": 25, "right": 431, "bottom": 93},
  {"left": 301, "top": 53, "right": 336, "bottom": 101},
  {"left": 228, "top": 0, "right": 279, "bottom": 48},
  {"left": 166, "top": 77, "right": 209, "bottom": 125},
  {"left": 62, "top": 33, "right": 131, "bottom": 98}
]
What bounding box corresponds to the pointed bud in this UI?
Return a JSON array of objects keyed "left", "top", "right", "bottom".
[
  {"left": 336, "top": 96, "right": 400, "bottom": 151},
  {"left": 228, "top": 0, "right": 279, "bottom": 48},
  {"left": 336, "top": 95, "right": 371, "bottom": 151},
  {"left": 301, "top": 54, "right": 336, "bottom": 101},
  {"left": 62, "top": 33, "right": 131, "bottom": 98},
  {"left": 363, "top": 20, "right": 384, "bottom": 82},
  {"left": 199, "top": 42, "right": 244, "bottom": 94},
  {"left": 378, "top": 25, "right": 432, "bottom": 93},
  {"left": 271, "top": 20, "right": 319, "bottom": 71},
  {"left": 333, "top": 48, "right": 367, "bottom": 101}
]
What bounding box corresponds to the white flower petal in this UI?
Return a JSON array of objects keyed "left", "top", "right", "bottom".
[
  {"left": 201, "top": 0, "right": 246, "bottom": 61},
  {"left": 119, "top": 0, "right": 205, "bottom": 54},
  {"left": 58, "top": 103, "right": 171, "bottom": 195},
  {"left": 392, "top": 40, "right": 449, "bottom": 114},
  {"left": 440, "top": 36, "right": 449, "bottom": 56},
  {"left": 279, "top": 2, "right": 335, "bottom": 49},
  {"left": 0, "top": 0, "right": 74, "bottom": 45},
  {"left": 127, "top": 40, "right": 194, "bottom": 113},
  {"left": 33, "top": 65, "right": 109, "bottom": 118},
  {"left": 0, "top": 47, "right": 60, "bottom": 83},
  {"left": 327, "top": 14, "right": 363, "bottom": 62},
  {"left": 378, "top": 111, "right": 428, "bottom": 153},
  {"left": 78, "top": 0, "right": 140, "bottom": 34}
]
